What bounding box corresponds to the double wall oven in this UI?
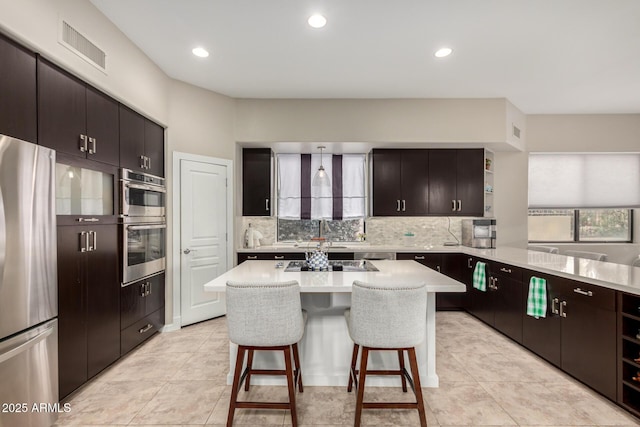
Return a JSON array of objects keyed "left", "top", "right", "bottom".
[{"left": 120, "top": 168, "right": 166, "bottom": 285}]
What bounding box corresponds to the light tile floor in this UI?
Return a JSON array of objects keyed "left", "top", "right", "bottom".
[{"left": 54, "top": 312, "right": 640, "bottom": 426}]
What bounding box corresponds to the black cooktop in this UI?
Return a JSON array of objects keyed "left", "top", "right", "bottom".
[{"left": 284, "top": 260, "right": 379, "bottom": 272}]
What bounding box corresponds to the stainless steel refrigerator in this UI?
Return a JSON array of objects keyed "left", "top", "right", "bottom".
[{"left": 0, "top": 134, "right": 58, "bottom": 427}]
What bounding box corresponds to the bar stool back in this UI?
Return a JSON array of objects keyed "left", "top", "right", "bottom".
[
  {"left": 345, "top": 280, "right": 428, "bottom": 427},
  {"left": 225, "top": 280, "right": 305, "bottom": 427}
]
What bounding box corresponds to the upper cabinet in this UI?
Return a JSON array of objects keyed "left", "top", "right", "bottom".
[
  {"left": 119, "top": 105, "right": 164, "bottom": 177},
  {"left": 38, "top": 58, "right": 119, "bottom": 166},
  {"left": 371, "top": 149, "right": 429, "bottom": 216},
  {"left": 428, "top": 149, "right": 484, "bottom": 216},
  {"left": 242, "top": 148, "right": 272, "bottom": 216},
  {"left": 0, "top": 33, "right": 37, "bottom": 143}
]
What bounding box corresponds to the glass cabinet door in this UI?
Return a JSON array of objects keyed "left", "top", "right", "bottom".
[{"left": 55, "top": 163, "right": 114, "bottom": 216}]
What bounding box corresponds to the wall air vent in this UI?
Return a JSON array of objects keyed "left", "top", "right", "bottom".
[
  {"left": 512, "top": 124, "right": 521, "bottom": 139},
  {"left": 59, "top": 20, "right": 106, "bottom": 72}
]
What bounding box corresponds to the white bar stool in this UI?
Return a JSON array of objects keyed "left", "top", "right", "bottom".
[
  {"left": 225, "top": 280, "right": 306, "bottom": 427},
  {"left": 345, "top": 280, "right": 428, "bottom": 427}
]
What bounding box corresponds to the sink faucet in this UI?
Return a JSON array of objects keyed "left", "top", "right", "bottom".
[{"left": 319, "top": 219, "right": 331, "bottom": 242}]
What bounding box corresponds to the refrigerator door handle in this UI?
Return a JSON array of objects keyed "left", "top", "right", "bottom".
[{"left": 0, "top": 323, "right": 55, "bottom": 364}]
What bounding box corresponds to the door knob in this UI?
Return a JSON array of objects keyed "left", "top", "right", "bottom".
[{"left": 183, "top": 248, "right": 191, "bottom": 254}]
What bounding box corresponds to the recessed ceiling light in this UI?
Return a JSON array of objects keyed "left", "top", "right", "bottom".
[
  {"left": 308, "top": 14, "right": 327, "bottom": 29},
  {"left": 434, "top": 47, "right": 453, "bottom": 58},
  {"left": 192, "top": 47, "right": 209, "bottom": 58}
]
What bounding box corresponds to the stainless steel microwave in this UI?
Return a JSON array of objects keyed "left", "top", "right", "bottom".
[{"left": 120, "top": 168, "right": 166, "bottom": 218}]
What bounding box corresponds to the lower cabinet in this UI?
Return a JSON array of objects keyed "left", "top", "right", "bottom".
[
  {"left": 522, "top": 270, "right": 617, "bottom": 401},
  {"left": 57, "top": 224, "right": 120, "bottom": 399},
  {"left": 490, "top": 261, "right": 524, "bottom": 344},
  {"left": 238, "top": 252, "right": 305, "bottom": 264},
  {"left": 619, "top": 293, "right": 640, "bottom": 417},
  {"left": 396, "top": 252, "right": 464, "bottom": 310},
  {"left": 120, "top": 272, "right": 165, "bottom": 356}
]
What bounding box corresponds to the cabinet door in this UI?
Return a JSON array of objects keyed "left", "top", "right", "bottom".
[
  {"left": 242, "top": 148, "right": 272, "bottom": 216},
  {"left": 397, "top": 252, "right": 441, "bottom": 269},
  {"left": 438, "top": 253, "right": 465, "bottom": 310},
  {"left": 144, "top": 119, "right": 165, "bottom": 177},
  {"left": 468, "top": 258, "right": 495, "bottom": 326},
  {"left": 372, "top": 150, "right": 402, "bottom": 216},
  {"left": 119, "top": 105, "right": 146, "bottom": 172},
  {"left": 560, "top": 281, "right": 617, "bottom": 400},
  {"left": 521, "top": 271, "right": 562, "bottom": 367},
  {"left": 38, "top": 59, "right": 87, "bottom": 159},
  {"left": 456, "top": 149, "right": 484, "bottom": 216},
  {"left": 400, "top": 150, "right": 429, "bottom": 215},
  {"left": 492, "top": 270, "right": 524, "bottom": 343},
  {"left": 57, "top": 226, "right": 88, "bottom": 399},
  {"left": 428, "top": 150, "right": 457, "bottom": 215},
  {"left": 121, "top": 279, "right": 147, "bottom": 330},
  {"left": 0, "top": 33, "right": 37, "bottom": 143},
  {"left": 146, "top": 273, "right": 166, "bottom": 316},
  {"left": 86, "top": 225, "right": 120, "bottom": 378},
  {"left": 86, "top": 87, "right": 119, "bottom": 166}
]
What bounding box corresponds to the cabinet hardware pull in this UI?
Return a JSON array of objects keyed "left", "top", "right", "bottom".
[
  {"left": 89, "top": 231, "right": 97, "bottom": 251},
  {"left": 77, "top": 217, "right": 100, "bottom": 222},
  {"left": 500, "top": 267, "right": 512, "bottom": 274},
  {"left": 140, "top": 155, "right": 146, "bottom": 168},
  {"left": 274, "top": 255, "right": 285, "bottom": 260},
  {"left": 414, "top": 255, "right": 425, "bottom": 260},
  {"left": 146, "top": 282, "right": 151, "bottom": 296},
  {"left": 147, "top": 156, "right": 151, "bottom": 170},
  {"left": 559, "top": 300, "right": 567, "bottom": 318},
  {"left": 452, "top": 200, "right": 456, "bottom": 211},
  {"left": 79, "top": 231, "right": 87, "bottom": 252},
  {"left": 247, "top": 255, "right": 258, "bottom": 260},
  {"left": 492, "top": 277, "right": 499, "bottom": 290},
  {"left": 140, "top": 283, "right": 147, "bottom": 297},
  {"left": 457, "top": 200, "right": 462, "bottom": 211},
  {"left": 139, "top": 324, "right": 153, "bottom": 334},
  {"left": 467, "top": 258, "right": 473, "bottom": 268},
  {"left": 266, "top": 199, "right": 270, "bottom": 211},
  {"left": 88, "top": 137, "right": 97, "bottom": 154},
  {"left": 402, "top": 199, "right": 406, "bottom": 211},
  {"left": 436, "top": 265, "right": 441, "bottom": 272},
  {"left": 573, "top": 287, "right": 593, "bottom": 297},
  {"left": 79, "top": 134, "right": 88, "bottom": 152},
  {"left": 397, "top": 200, "right": 401, "bottom": 212},
  {"left": 551, "top": 298, "right": 559, "bottom": 315}
]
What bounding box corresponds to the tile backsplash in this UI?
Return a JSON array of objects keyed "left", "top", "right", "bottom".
[{"left": 239, "top": 216, "right": 473, "bottom": 248}]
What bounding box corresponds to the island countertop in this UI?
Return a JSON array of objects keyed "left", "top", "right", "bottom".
[{"left": 203, "top": 259, "right": 466, "bottom": 293}]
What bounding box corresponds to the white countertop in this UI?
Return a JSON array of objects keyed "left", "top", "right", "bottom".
[
  {"left": 204, "top": 260, "right": 466, "bottom": 293},
  {"left": 236, "top": 244, "right": 640, "bottom": 295}
]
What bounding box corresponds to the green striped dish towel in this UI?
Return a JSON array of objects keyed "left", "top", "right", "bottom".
[
  {"left": 472, "top": 262, "right": 487, "bottom": 292},
  {"left": 527, "top": 276, "right": 548, "bottom": 319}
]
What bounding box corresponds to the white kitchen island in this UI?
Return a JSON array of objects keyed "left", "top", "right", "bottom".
[{"left": 203, "top": 259, "right": 465, "bottom": 388}]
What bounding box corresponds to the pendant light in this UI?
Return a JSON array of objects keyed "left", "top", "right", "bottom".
[{"left": 312, "top": 145, "right": 331, "bottom": 187}]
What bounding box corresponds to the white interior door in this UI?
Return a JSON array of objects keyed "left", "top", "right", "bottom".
[{"left": 180, "top": 159, "right": 228, "bottom": 326}]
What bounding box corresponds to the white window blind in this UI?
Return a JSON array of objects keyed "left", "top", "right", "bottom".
[{"left": 528, "top": 153, "right": 640, "bottom": 208}]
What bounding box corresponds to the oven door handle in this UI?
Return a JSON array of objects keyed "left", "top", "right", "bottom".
[
  {"left": 124, "top": 182, "right": 167, "bottom": 193},
  {"left": 127, "top": 223, "right": 167, "bottom": 231}
]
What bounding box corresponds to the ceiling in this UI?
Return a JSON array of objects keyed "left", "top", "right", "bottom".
[{"left": 90, "top": 0, "right": 640, "bottom": 114}]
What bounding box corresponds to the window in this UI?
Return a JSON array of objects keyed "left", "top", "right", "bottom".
[
  {"left": 276, "top": 153, "right": 366, "bottom": 242},
  {"left": 528, "top": 209, "right": 632, "bottom": 242}
]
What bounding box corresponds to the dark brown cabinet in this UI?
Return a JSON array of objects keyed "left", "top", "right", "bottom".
[
  {"left": 119, "top": 105, "right": 164, "bottom": 177},
  {"left": 428, "top": 149, "right": 484, "bottom": 216},
  {"left": 397, "top": 252, "right": 464, "bottom": 310},
  {"left": 242, "top": 148, "right": 272, "bottom": 216},
  {"left": 57, "top": 224, "right": 119, "bottom": 398},
  {"left": 371, "top": 149, "right": 429, "bottom": 216},
  {"left": 121, "top": 272, "right": 165, "bottom": 356},
  {"left": 238, "top": 252, "right": 306, "bottom": 264},
  {"left": 38, "top": 58, "right": 119, "bottom": 166},
  {"left": 0, "top": 33, "right": 37, "bottom": 143},
  {"left": 619, "top": 293, "right": 640, "bottom": 416}
]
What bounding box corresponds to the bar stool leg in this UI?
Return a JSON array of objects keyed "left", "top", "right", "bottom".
[
  {"left": 291, "top": 343, "right": 304, "bottom": 392},
  {"left": 347, "top": 344, "right": 359, "bottom": 392},
  {"left": 227, "top": 346, "right": 246, "bottom": 427},
  {"left": 244, "top": 349, "right": 254, "bottom": 391},
  {"left": 354, "top": 347, "right": 369, "bottom": 427},
  {"left": 398, "top": 349, "right": 408, "bottom": 392},
  {"left": 407, "top": 347, "right": 428, "bottom": 427},
  {"left": 283, "top": 346, "right": 298, "bottom": 427}
]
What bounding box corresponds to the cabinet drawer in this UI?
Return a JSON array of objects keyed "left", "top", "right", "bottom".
[
  {"left": 561, "top": 278, "right": 615, "bottom": 311},
  {"left": 489, "top": 261, "right": 523, "bottom": 281},
  {"left": 238, "top": 252, "right": 306, "bottom": 263},
  {"left": 121, "top": 308, "right": 164, "bottom": 356}
]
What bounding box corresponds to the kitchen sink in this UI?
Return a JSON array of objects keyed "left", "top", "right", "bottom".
[{"left": 284, "top": 260, "right": 379, "bottom": 272}]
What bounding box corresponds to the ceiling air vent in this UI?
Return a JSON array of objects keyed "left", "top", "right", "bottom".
[
  {"left": 512, "top": 124, "right": 521, "bottom": 139},
  {"left": 60, "top": 20, "right": 106, "bottom": 72}
]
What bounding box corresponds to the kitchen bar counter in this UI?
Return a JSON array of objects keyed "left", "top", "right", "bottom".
[
  {"left": 204, "top": 260, "right": 465, "bottom": 388},
  {"left": 238, "top": 244, "right": 640, "bottom": 296}
]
